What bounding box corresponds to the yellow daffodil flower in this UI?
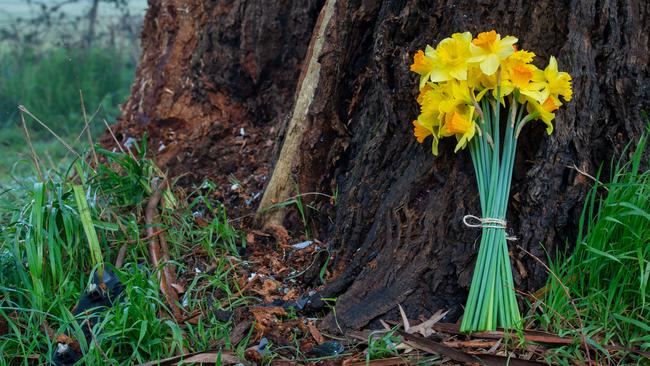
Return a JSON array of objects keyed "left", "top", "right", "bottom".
[
  {"left": 409, "top": 31, "right": 572, "bottom": 157},
  {"left": 510, "top": 64, "right": 534, "bottom": 89},
  {"left": 441, "top": 106, "right": 476, "bottom": 152},
  {"left": 501, "top": 50, "right": 547, "bottom": 104},
  {"left": 469, "top": 64, "right": 494, "bottom": 88},
  {"left": 438, "top": 80, "right": 470, "bottom": 113},
  {"left": 543, "top": 56, "right": 573, "bottom": 104},
  {"left": 469, "top": 30, "right": 518, "bottom": 75},
  {"left": 428, "top": 32, "right": 473, "bottom": 82},
  {"left": 412, "top": 120, "right": 432, "bottom": 143},
  {"left": 418, "top": 84, "right": 445, "bottom": 121},
  {"left": 526, "top": 96, "right": 556, "bottom": 134},
  {"left": 410, "top": 46, "right": 436, "bottom": 89},
  {"left": 506, "top": 49, "right": 535, "bottom": 65},
  {"left": 511, "top": 64, "right": 547, "bottom": 103},
  {"left": 413, "top": 116, "right": 441, "bottom": 155}
]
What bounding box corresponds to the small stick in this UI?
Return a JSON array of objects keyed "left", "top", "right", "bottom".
[
  {"left": 79, "top": 90, "right": 98, "bottom": 167},
  {"left": 145, "top": 177, "right": 182, "bottom": 320},
  {"left": 567, "top": 164, "right": 608, "bottom": 190},
  {"left": 102, "top": 119, "right": 126, "bottom": 154},
  {"left": 57, "top": 104, "right": 102, "bottom": 167},
  {"left": 444, "top": 339, "right": 500, "bottom": 348},
  {"left": 18, "top": 105, "right": 82, "bottom": 160},
  {"left": 125, "top": 228, "right": 168, "bottom": 244},
  {"left": 86, "top": 321, "right": 115, "bottom": 365},
  {"left": 115, "top": 244, "right": 127, "bottom": 269},
  {"left": 19, "top": 111, "right": 43, "bottom": 181}
]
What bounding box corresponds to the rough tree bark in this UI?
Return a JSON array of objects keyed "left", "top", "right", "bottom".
[
  {"left": 110, "top": 0, "right": 650, "bottom": 331},
  {"left": 106, "top": 0, "right": 324, "bottom": 218}
]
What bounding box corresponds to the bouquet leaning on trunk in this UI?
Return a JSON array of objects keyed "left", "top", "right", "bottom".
[{"left": 409, "top": 30, "right": 572, "bottom": 332}]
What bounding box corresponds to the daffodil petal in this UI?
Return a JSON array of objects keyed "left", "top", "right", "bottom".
[{"left": 480, "top": 54, "right": 500, "bottom": 75}]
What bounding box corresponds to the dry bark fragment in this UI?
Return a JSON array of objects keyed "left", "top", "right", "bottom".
[{"left": 145, "top": 178, "right": 182, "bottom": 320}]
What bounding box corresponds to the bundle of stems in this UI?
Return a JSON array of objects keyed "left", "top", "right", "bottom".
[
  {"left": 409, "top": 30, "right": 573, "bottom": 332},
  {"left": 460, "top": 87, "right": 536, "bottom": 332}
]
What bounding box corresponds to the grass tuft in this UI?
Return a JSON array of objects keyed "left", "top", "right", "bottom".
[
  {"left": 0, "top": 143, "right": 248, "bottom": 364},
  {"left": 535, "top": 127, "right": 650, "bottom": 365}
]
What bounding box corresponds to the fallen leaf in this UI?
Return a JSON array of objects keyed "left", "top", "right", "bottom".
[
  {"left": 170, "top": 283, "right": 185, "bottom": 294},
  {"left": 251, "top": 278, "right": 281, "bottom": 302},
  {"left": 244, "top": 347, "right": 263, "bottom": 363},
  {"left": 182, "top": 352, "right": 243, "bottom": 364},
  {"left": 265, "top": 256, "right": 288, "bottom": 277},
  {"left": 282, "top": 287, "right": 299, "bottom": 301},
  {"left": 249, "top": 306, "right": 286, "bottom": 336},
  {"left": 307, "top": 322, "right": 325, "bottom": 344},
  {"left": 399, "top": 304, "right": 449, "bottom": 337},
  {"left": 195, "top": 216, "right": 210, "bottom": 227}
]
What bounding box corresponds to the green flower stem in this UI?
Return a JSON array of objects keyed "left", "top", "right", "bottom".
[{"left": 461, "top": 89, "right": 524, "bottom": 332}]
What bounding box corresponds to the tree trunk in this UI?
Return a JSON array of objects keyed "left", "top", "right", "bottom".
[
  {"left": 84, "top": 0, "right": 100, "bottom": 49},
  {"left": 107, "top": 0, "right": 324, "bottom": 218},
  {"left": 109, "top": 0, "right": 650, "bottom": 331}
]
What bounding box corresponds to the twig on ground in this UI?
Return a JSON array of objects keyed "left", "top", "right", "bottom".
[
  {"left": 145, "top": 177, "right": 182, "bottom": 320},
  {"left": 567, "top": 164, "right": 608, "bottom": 191},
  {"left": 399, "top": 331, "right": 545, "bottom": 366},
  {"left": 115, "top": 244, "right": 127, "bottom": 269},
  {"left": 87, "top": 320, "right": 115, "bottom": 366},
  {"left": 18, "top": 105, "right": 82, "bottom": 160},
  {"left": 126, "top": 228, "right": 168, "bottom": 245},
  {"left": 103, "top": 118, "right": 127, "bottom": 155}
]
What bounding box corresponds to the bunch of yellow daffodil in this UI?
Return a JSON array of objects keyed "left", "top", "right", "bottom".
[
  {"left": 410, "top": 30, "right": 572, "bottom": 155},
  {"left": 410, "top": 31, "right": 572, "bottom": 332}
]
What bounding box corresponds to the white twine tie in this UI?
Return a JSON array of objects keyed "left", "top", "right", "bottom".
[{"left": 462, "top": 214, "right": 518, "bottom": 241}]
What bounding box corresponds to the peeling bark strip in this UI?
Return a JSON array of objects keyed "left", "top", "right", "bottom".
[
  {"left": 104, "top": 0, "right": 324, "bottom": 219},
  {"left": 145, "top": 178, "right": 182, "bottom": 320},
  {"left": 257, "top": 0, "right": 337, "bottom": 225}
]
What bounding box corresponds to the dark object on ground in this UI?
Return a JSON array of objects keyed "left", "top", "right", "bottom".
[
  {"left": 52, "top": 267, "right": 124, "bottom": 365},
  {"left": 214, "top": 309, "right": 233, "bottom": 322},
  {"left": 307, "top": 340, "right": 345, "bottom": 358},
  {"left": 258, "top": 296, "right": 311, "bottom": 313},
  {"left": 51, "top": 342, "right": 83, "bottom": 366}
]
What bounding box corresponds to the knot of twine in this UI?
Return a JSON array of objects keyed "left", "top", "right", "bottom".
[{"left": 462, "top": 215, "right": 518, "bottom": 241}]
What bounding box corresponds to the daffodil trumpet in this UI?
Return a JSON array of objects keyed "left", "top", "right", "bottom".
[{"left": 409, "top": 31, "right": 572, "bottom": 332}]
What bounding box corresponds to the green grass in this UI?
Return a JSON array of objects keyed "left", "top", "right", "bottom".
[
  {"left": 0, "top": 47, "right": 134, "bottom": 131},
  {"left": 0, "top": 46, "right": 135, "bottom": 181},
  {"left": 0, "top": 142, "right": 250, "bottom": 364},
  {"left": 534, "top": 128, "right": 650, "bottom": 365}
]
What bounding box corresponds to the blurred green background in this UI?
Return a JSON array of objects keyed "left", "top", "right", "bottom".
[{"left": 0, "top": 0, "right": 146, "bottom": 182}]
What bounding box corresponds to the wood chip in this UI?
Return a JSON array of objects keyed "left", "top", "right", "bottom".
[{"left": 307, "top": 322, "right": 325, "bottom": 344}]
